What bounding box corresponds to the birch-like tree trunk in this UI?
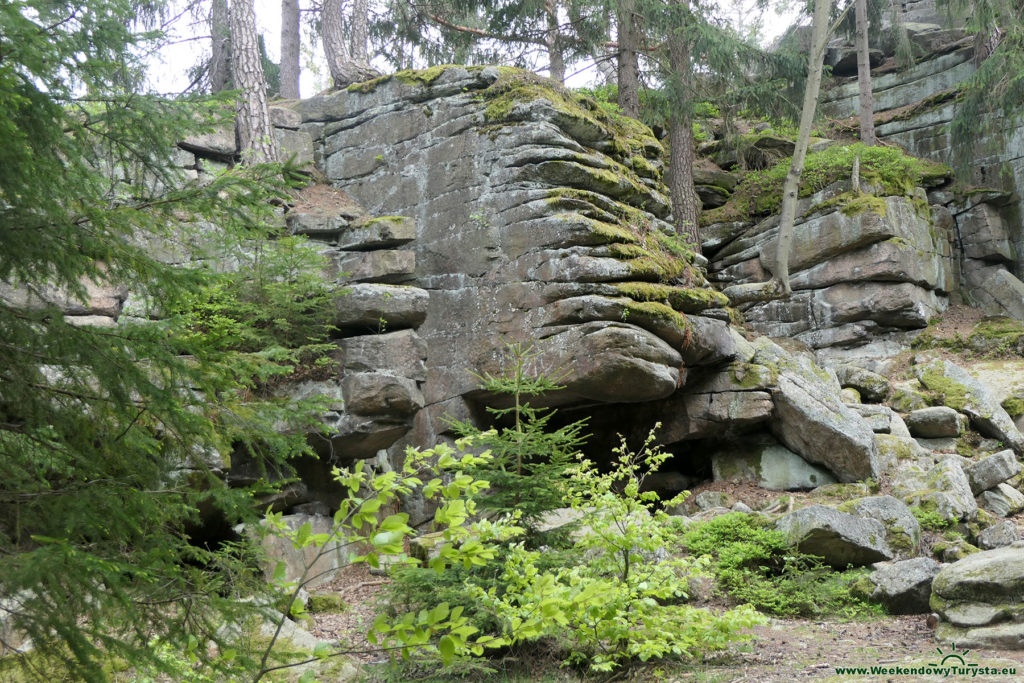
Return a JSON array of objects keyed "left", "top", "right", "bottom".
[
  {"left": 279, "top": 0, "right": 301, "bottom": 99},
  {"left": 210, "top": 0, "right": 231, "bottom": 92},
  {"left": 230, "top": 0, "right": 279, "bottom": 163},
  {"left": 773, "top": 0, "right": 832, "bottom": 294},
  {"left": 617, "top": 0, "right": 641, "bottom": 117},
  {"left": 855, "top": 0, "right": 876, "bottom": 145}
]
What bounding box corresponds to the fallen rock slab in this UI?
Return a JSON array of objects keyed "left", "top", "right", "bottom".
[
  {"left": 964, "top": 449, "right": 1022, "bottom": 494},
  {"left": 915, "top": 360, "right": 1024, "bottom": 454},
  {"left": 775, "top": 505, "right": 893, "bottom": 567}
]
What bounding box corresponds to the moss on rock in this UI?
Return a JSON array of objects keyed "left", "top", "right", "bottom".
[{"left": 701, "top": 143, "right": 951, "bottom": 227}]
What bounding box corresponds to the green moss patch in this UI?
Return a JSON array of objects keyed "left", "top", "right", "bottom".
[
  {"left": 347, "top": 64, "right": 457, "bottom": 93},
  {"left": 615, "top": 281, "right": 728, "bottom": 313},
  {"left": 701, "top": 143, "right": 951, "bottom": 227},
  {"left": 913, "top": 316, "right": 1024, "bottom": 359},
  {"left": 481, "top": 70, "right": 661, "bottom": 170}
]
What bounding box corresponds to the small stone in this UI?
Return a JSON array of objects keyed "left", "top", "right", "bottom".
[{"left": 692, "top": 490, "right": 736, "bottom": 511}]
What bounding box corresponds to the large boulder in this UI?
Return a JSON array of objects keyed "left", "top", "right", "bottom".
[
  {"left": 905, "top": 406, "right": 967, "bottom": 438},
  {"left": 843, "top": 495, "right": 921, "bottom": 558},
  {"left": 931, "top": 545, "right": 1024, "bottom": 649},
  {"left": 757, "top": 340, "right": 880, "bottom": 482},
  {"left": 915, "top": 360, "right": 1024, "bottom": 454},
  {"left": 964, "top": 449, "right": 1022, "bottom": 495},
  {"left": 891, "top": 457, "right": 977, "bottom": 523},
  {"left": 775, "top": 505, "right": 894, "bottom": 567},
  {"left": 869, "top": 557, "right": 941, "bottom": 614}
]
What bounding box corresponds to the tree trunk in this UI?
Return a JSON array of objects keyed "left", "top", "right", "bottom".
[
  {"left": 855, "top": 0, "right": 875, "bottom": 145},
  {"left": 351, "top": 0, "right": 371, "bottom": 64},
  {"left": 210, "top": 0, "right": 231, "bottom": 92},
  {"left": 545, "top": 0, "right": 566, "bottom": 84},
  {"left": 230, "top": 0, "right": 279, "bottom": 163},
  {"left": 593, "top": 47, "right": 617, "bottom": 85},
  {"left": 773, "top": 0, "right": 831, "bottom": 294},
  {"left": 323, "top": 0, "right": 379, "bottom": 87},
  {"left": 617, "top": 0, "right": 641, "bottom": 117},
  {"left": 668, "top": 3, "right": 700, "bottom": 249},
  {"left": 279, "top": 0, "right": 301, "bottom": 99}
]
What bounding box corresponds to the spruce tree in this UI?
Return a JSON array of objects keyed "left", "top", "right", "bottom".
[
  {"left": 934, "top": 0, "right": 1024, "bottom": 175},
  {"left": 446, "top": 344, "right": 587, "bottom": 532},
  {"left": 0, "top": 0, "right": 328, "bottom": 678}
]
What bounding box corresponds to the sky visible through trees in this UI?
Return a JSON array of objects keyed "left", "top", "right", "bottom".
[{"left": 149, "top": 0, "right": 801, "bottom": 96}]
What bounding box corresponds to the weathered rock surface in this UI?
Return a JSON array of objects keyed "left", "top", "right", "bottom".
[
  {"left": 239, "top": 514, "right": 350, "bottom": 588},
  {"left": 757, "top": 340, "right": 880, "bottom": 482},
  {"left": 869, "top": 557, "right": 941, "bottom": 614},
  {"left": 708, "top": 193, "right": 953, "bottom": 350},
  {"left": 915, "top": 360, "right": 1024, "bottom": 453},
  {"left": 844, "top": 495, "right": 921, "bottom": 558},
  {"left": 978, "top": 483, "right": 1024, "bottom": 517},
  {"left": 905, "top": 406, "right": 966, "bottom": 438},
  {"left": 775, "top": 505, "right": 893, "bottom": 567},
  {"left": 976, "top": 521, "right": 1021, "bottom": 550},
  {"left": 711, "top": 440, "right": 837, "bottom": 490},
  {"left": 835, "top": 364, "right": 891, "bottom": 403},
  {"left": 891, "top": 456, "right": 977, "bottom": 522},
  {"left": 964, "top": 450, "right": 1022, "bottom": 495},
  {"left": 931, "top": 546, "right": 1024, "bottom": 649}
]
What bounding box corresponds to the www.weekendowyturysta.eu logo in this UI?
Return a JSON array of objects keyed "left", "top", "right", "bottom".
[{"left": 833, "top": 644, "right": 1018, "bottom": 677}]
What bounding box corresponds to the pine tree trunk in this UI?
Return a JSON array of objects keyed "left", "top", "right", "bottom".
[
  {"left": 545, "top": 0, "right": 566, "bottom": 84},
  {"left": 617, "top": 0, "right": 640, "bottom": 117},
  {"left": 668, "top": 5, "right": 700, "bottom": 250},
  {"left": 279, "top": 0, "right": 301, "bottom": 99},
  {"left": 230, "top": 0, "right": 279, "bottom": 163},
  {"left": 210, "top": 0, "right": 231, "bottom": 92},
  {"left": 855, "top": 0, "right": 876, "bottom": 145},
  {"left": 323, "top": 0, "right": 378, "bottom": 87},
  {"left": 774, "top": 0, "right": 831, "bottom": 294},
  {"left": 351, "top": 0, "right": 371, "bottom": 63}
]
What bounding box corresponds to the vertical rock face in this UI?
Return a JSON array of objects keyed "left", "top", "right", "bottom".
[
  {"left": 296, "top": 67, "right": 729, "bottom": 452},
  {"left": 820, "top": 7, "right": 1024, "bottom": 310},
  {"left": 280, "top": 66, "right": 882, "bottom": 485}
]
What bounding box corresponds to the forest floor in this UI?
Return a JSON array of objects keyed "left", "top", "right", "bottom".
[{"left": 308, "top": 564, "right": 1024, "bottom": 683}]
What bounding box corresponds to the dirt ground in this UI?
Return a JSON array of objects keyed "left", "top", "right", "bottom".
[
  {"left": 308, "top": 564, "right": 1024, "bottom": 683},
  {"left": 681, "top": 616, "right": 1024, "bottom": 682}
]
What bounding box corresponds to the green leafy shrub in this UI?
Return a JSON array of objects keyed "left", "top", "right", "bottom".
[
  {"left": 469, "top": 430, "right": 764, "bottom": 672},
  {"left": 911, "top": 505, "right": 955, "bottom": 531},
  {"left": 682, "top": 513, "right": 881, "bottom": 617}
]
